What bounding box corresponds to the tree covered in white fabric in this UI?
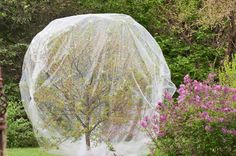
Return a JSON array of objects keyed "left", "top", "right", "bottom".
[{"left": 20, "top": 14, "right": 176, "bottom": 156}]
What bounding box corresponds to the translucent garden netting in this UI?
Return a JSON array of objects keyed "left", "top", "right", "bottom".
[{"left": 20, "top": 14, "right": 176, "bottom": 156}]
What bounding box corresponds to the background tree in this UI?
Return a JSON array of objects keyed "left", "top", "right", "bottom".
[{"left": 199, "top": 0, "right": 236, "bottom": 59}]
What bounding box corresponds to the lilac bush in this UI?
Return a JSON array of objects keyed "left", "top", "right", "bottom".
[{"left": 142, "top": 74, "right": 236, "bottom": 155}]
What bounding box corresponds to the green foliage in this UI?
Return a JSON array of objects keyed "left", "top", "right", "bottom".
[
  {"left": 7, "top": 148, "right": 57, "bottom": 156},
  {"left": 219, "top": 54, "right": 236, "bottom": 87},
  {"left": 175, "top": 0, "right": 200, "bottom": 22},
  {"left": 156, "top": 35, "right": 223, "bottom": 86},
  {"left": 7, "top": 100, "right": 38, "bottom": 148},
  {"left": 83, "top": 0, "right": 158, "bottom": 30},
  {"left": 157, "top": 120, "right": 236, "bottom": 155},
  {"left": 0, "top": 40, "right": 27, "bottom": 83}
]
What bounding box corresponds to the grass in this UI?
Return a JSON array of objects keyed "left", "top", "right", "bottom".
[
  {"left": 7, "top": 147, "right": 162, "bottom": 156},
  {"left": 7, "top": 148, "right": 58, "bottom": 156}
]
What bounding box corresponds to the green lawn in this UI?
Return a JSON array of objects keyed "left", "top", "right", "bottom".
[
  {"left": 7, "top": 148, "right": 162, "bottom": 156},
  {"left": 7, "top": 148, "right": 58, "bottom": 156}
]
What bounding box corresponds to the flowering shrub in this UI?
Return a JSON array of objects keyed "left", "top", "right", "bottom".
[{"left": 141, "top": 74, "right": 236, "bottom": 155}]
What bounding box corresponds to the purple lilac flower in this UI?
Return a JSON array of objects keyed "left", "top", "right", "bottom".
[
  {"left": 158, "top": 131, "right": 166, "bottom": 137},
  {"left": 195, "top": 95, "right": 201, "bottom": 103},
  {"left": 164, "top": 92, "right": 173, "bottom": 101},
  {"left": 201, "top": 101, "right": 213, "bottom": 109},
  {"left": 231, "top": 130, "right": 236, "bottom": 136},
  {"left": 140, "top": 120, "right": 148, "bottom": 128},
  {"left": 221, "top": 127, "right": 228, "bottom": 134},
  {"left": 199, "top": 112, "right": 212, "bottom": 122},
  {"left": 156, "top": 101, "right": 163, "bottom": 110},
  {"left": 178, "top": 85, "right": 186, "bottom": 95},
  {"left": 218, "top": 117, "right": 224, "bottom": 122},
  {"left": 184, "top": 74, "right": 191, "bottom": 84},
  {"left": 160, "top": 114, "right": 167, "bottom": 122},
  {"left": 201, "top": 104, "right": 208, "bottom": 109},
  {"left": 223, "top": 87, "right": 230, "bottom": 93},
  {"left": 206, "top": 101, "right": 213, "bottom": 106},
  {"left": 152, "top": 125, "right": 159, "bottom": 132},
  {"left": 202, "top": 84, "right": 210, "bottom": 93},
  {"left": 213, "top": 85, "right": 222, "bottom": 91},
  {"left": 232, "top": 94, "right": 236, "bottom": 101},
  {"left": 194, "top": 84, "right": 201, "bottom": 93},
  {"left": 221, "top": 107, "right": 231, "bottom": 112},
  {"left": 177, "top": 95, "right": 185, "bottom": 104}
]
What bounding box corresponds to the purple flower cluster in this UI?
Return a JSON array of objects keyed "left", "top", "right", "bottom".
[
  {"left": 140, "top": 117, "right": 149, "bottom": 128},
  {"left": 140, "top": 111, "right": 164, "bottom": 140},
  {"left": 141, "top": 73, "right": 236, "bottom": 144},
  {"left": 221, "top": 128, "right": 236, "bottom": 135}
]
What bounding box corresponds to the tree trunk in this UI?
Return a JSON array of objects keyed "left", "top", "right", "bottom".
[
  {"left": 85, "top": 131, "right": 91, "bottom": 150},
  {"left": 125, "top": 100, "right": 142, "bottom": 141},
  {"left": 0, "top": 67, "right": 6, "bottom": 156},
  {"left": 85, "top": 95, "right": 91, "bottom": 151},
  {"left": 226, "top": 11, "right": 236, "bottom": 60}
]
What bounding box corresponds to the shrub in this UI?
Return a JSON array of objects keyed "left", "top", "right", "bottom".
[
  {"left": 141, "top": 74, "right": 236, "bottom": 155},
  {"left": 157, "top": 35, "right": 223, "bottom": 86},
  {"left": 219, "top": 54, "right": 236, "bottom": 88},
  {"left": 7, "top": 99, "right": 38, "bottom": 148}
]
